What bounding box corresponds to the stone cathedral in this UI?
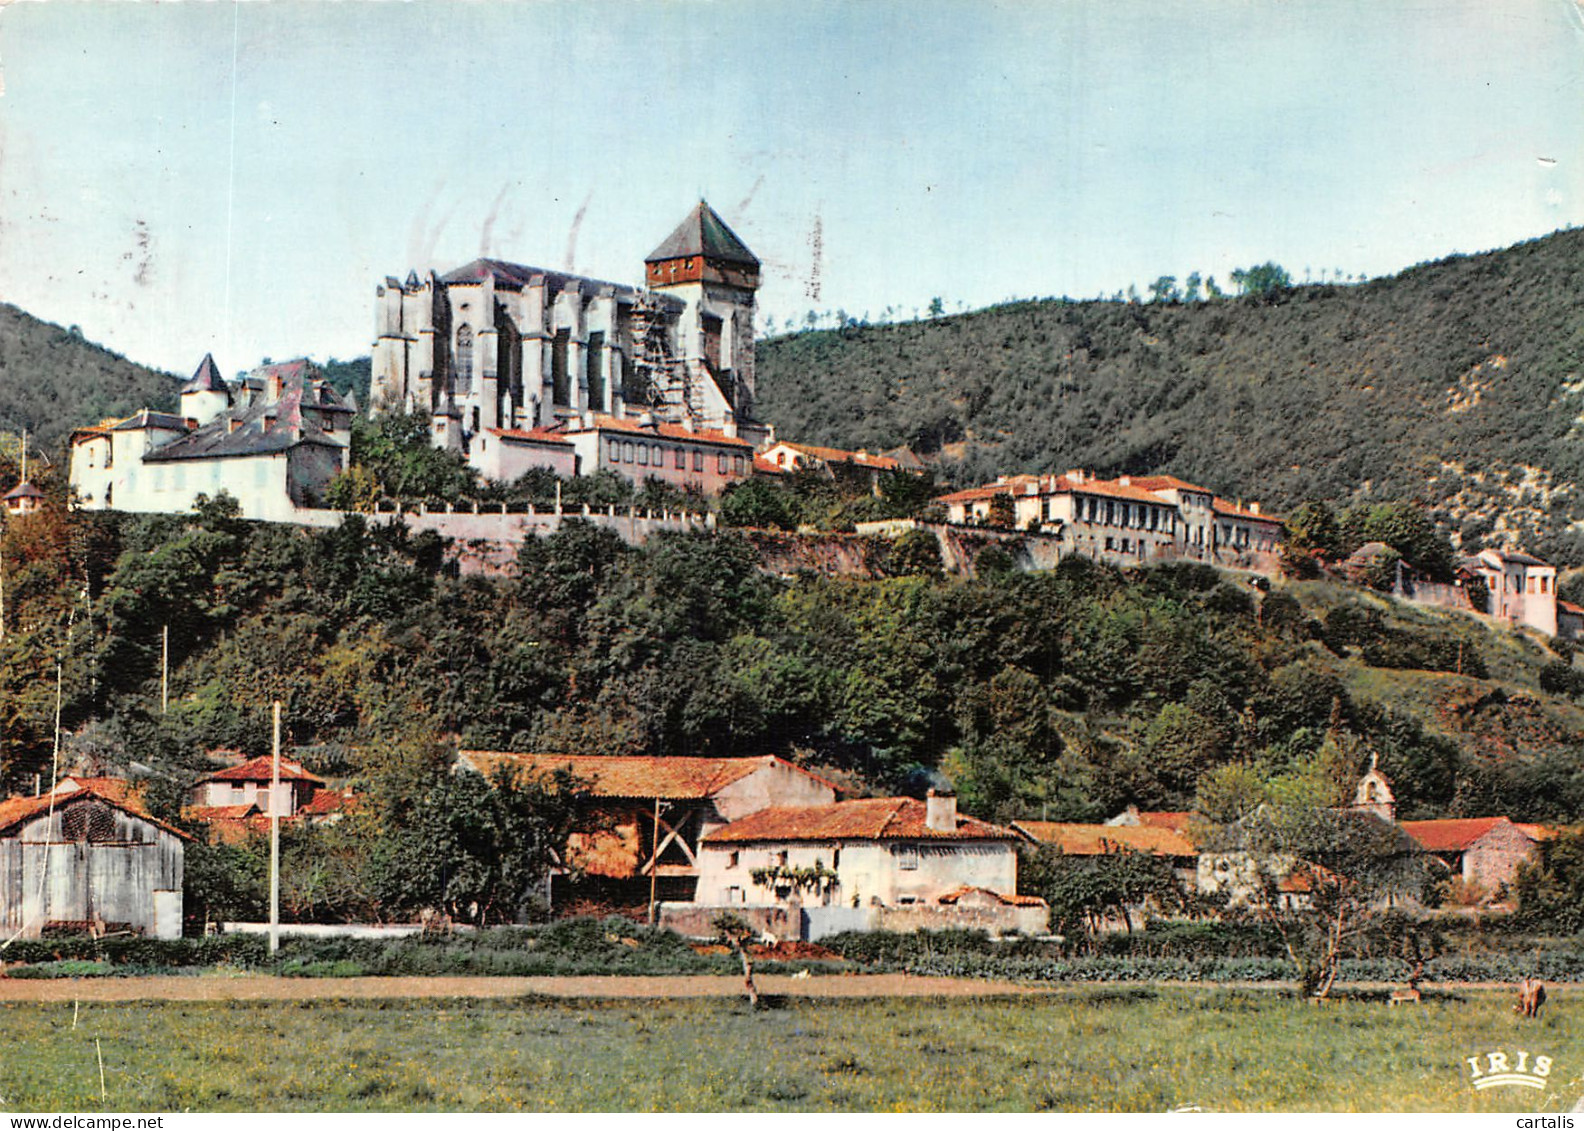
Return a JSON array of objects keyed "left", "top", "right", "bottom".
[{"left": 370, "top": 201, "right": 766, "bottom": 463}]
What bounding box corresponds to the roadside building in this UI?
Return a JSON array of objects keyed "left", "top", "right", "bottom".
[
  {"left": 455, "top": 752, "right": 838, "bottom": 907},
  {"left": 0, "top": 782, "right": 188, "bottom": 939}
]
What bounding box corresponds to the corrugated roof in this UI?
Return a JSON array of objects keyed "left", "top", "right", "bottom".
[
  {"left": 1400, "top": 817, "right": 1538, "bottom": 853},
  {"left": 645, "top": 201, "right": 760, "bottom": 268},
  {"left": 200, "top": 755, "right": 325, "bottom": 786},
  {"left": 702, "top": 797, "right": 1017, "bottom": 843},
  {"left": 457, "top": 752, "right": 838, "bottom": 800},
  {"left": 1012, "top": 821, "right": 1198, "bottom": 857}
]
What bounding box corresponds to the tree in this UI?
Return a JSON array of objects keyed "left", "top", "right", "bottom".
[
  {"left": 1229, "top": 262, "right": 1292, "bottom": 299},
  {"left": 719, "top": 478, "right": 798, "bottom": 531},
  {"left": 1148, "top": 276, "right": 1181, "bottom": 304},
  {"left": 1206, "top": 791, "right": 1428, "bottom": 1000},
  {"left": 713, "top": 911, "right": 762, "bottom": 1006},
  {"left": 1018, "top": 844, "right": 1185, "bottom": 944},
  {"left": 986, "top": 493, "right": 1015, "bottom": 528},
  {"left": 881, "top": 527, "right": 942, "bottom": 577},
  {"left": 1183, "top": 272, "right": 1203, "bottom": 303},
  {"left": 927, "top": 296, "right": 946, "bottom": 319}
]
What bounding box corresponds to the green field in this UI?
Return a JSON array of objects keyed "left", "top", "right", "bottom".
[{"left": 1, "top": 986, "right": 1580, "bottom": 1112}]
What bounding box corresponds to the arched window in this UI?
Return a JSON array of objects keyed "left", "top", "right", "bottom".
[{"left": 455, "top": 324, "right": 474, "bottom": 394}]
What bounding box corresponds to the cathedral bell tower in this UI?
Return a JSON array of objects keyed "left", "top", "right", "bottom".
[{"left": 643, "top": 201, "right": 760, "bottom": 427}]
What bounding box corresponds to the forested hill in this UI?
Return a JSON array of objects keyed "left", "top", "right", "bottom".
[
  {"left": 0, "top": 304, "right": 180, "bottom": 451},
  {"left": 755, "top": 227, "right": 1584, "bottom": 562}
]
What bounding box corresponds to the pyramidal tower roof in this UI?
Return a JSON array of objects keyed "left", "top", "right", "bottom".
[
  {"left": 645, "top": 201, "right": 759, "bottom": 268},
  {"left": 180, "top": 354, "right": 227, "bottom": 395}
]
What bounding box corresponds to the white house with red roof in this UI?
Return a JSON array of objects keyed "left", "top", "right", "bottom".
[
  {"left": 759, "top": 440, "right": 910, "bottom": 495},
  {"left": 935, "top": 469, "right": 1283, "bottom": 572},
  {"left": 188, "top": 754, "right": 328, "bottom": 819},
  {"left": 682, "top": 790, "right": 1044, "bottom": 938}
]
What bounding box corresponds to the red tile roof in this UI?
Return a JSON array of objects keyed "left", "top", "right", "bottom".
[
  {"left": 1137, "top": 810, "right": 1195, "bottom": 832},
  {"left": 1400, "top": 817, "right": 1538, "bottom": 853},
  {"left": 1127, "top": 475, "right": 1214, "bottom": 495},
  {"left": 1011, "top": 821, "right": 1198, "bottom": 857},
  {"left": 487, "top": 426, "right": 575, "bottom": 447},
  {"left": 0, "top": 783, "right": 190, "bottom": 840},
  {"left": 201, "top": 755, "right": 325, "bottom": 786},
  {"left": 752, "top": 455, "right": 788, "bottom": 476},
  {"left": 1559, "top": 600, "right": 1584, "bottom": 617},
  {"left": 569, "top": 413, "right": 753, "bottom": 450},
  {"left": 457, "top": 752, "right": 839, "bottom": 800},
  {"left": 771, "top": 442, "right": 899, "bottom": 471},
  {"left": 296, "top": 789, "right": 354, "bottom": 817},
  {"left": 1212, "top": 498, "right": 1283, "bottom": 525},
  {"left": 702, "top": 797, "right": 1017, "bottom": 843},
  {"left": 935, "top": 886, "right": 1047, "bottom": 907},
  {"left": 184, "top": 803, "right": 261, "bottom": 822},
  {"left": 52, "top": 776, "right": 145, "bottom": 805}
]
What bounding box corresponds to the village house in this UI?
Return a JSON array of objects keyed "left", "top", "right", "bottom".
[
  {"left": 935, "top": 470, "right": 1283, "bottom": 572},
  {"left": 455, "top": 752, "right": 838, "bottom": 908},
  {"left": 1011, "top": 819, "right": 1200, "bottom": 893},
  {"left": 680, "top": 790, "right": 1045, "bottom": 940},
  {"left": 1399, "top": 816, "right": 1550, "bottom": 900},
  {"left": 181, "top": 754, "right": 352, "bottom": 844},
  {"left": 0, "top": 781, "right": 188, "bottom": 939},
  {"left": 757, "top": 441, "right": 906, "bottom": 495},
  {"left": 371, "top": 201, "right": 768, "bottom": 484},
  {"left": 1461, "top": 549, "right": 1558, "bottom": 637},
  {"left": 69, "top": 358, "right": 353, "bottom": 522}
]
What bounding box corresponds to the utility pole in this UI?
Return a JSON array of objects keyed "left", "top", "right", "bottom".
[
  {"left": 648, "top": 797, "right": 661, "bottom": 926},
  {"left": 269, "top": 700, "right": 282, "bottom": 955},
  {"left": 161, "top": 625, "right": 169, "bottom": 714}
]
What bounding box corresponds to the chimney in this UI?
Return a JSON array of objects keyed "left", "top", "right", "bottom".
[
  {"left": 1118, "top": 475, "right": 1131, "bottom": 487},
  {"left": 925, "top": 788, "right": 957, "bottom": 832},
  {"left": 1250, "top": 502, "right": 1261, "bottom": 515},
  {"left": 1067, "top": 469, "right": 1086, "bottom": 484}
]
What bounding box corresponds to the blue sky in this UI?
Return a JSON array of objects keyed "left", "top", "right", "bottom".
[{"left": 2, "top": 0, "right": 1582, "bottom": 377}]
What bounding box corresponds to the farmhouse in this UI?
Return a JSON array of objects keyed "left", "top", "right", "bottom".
[
  {"left": 1461, "top": 549, "right": 1558, "bottom": 637},
  {"left": 0, "top": 782, "right": 188, "bottom": 939},
  {"left": 681, "top": 790, "right": 1044, "bottom": 940},
  {"left": 758, "top": 441, "right": 905, "bottom": 494},
  {"left": 1399, "top": 816, "right": 1549, "bottom": 898},
  {"left": 1011, "top": 819, "right": 1199, "bottom": 890},
  {"left": 455, "top": 752, "right": 838, "bottom": 906}
]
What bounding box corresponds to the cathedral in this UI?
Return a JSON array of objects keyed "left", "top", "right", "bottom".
[{"left": 370, "top": 201, "right": 768, "bottom": 485}]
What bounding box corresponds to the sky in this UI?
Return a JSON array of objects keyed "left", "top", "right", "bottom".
[{"left": 1, "top": 0, "right": 1582, "bottom": 378}]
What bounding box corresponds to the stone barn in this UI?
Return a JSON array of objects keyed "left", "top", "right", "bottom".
[{"left": 0, "top": 784, "right": 188, "bottom": 938}]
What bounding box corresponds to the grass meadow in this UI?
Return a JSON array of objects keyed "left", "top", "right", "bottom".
[{"left": 0, "top": 986, "right": 1578, "bottom": 1113}]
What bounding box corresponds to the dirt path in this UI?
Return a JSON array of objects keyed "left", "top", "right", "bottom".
[{"left": 0, "top": 973, "right": 1056, "bottom": 1002}]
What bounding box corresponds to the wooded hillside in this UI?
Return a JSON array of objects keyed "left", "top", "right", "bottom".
[
  {"left": 0, "top": 304, "right": 180, "bottom": 451},
  {"left": 756, "top": 227, "right": 1584, "bottom": 562}
]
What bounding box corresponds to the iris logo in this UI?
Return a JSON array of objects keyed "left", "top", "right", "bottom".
[{"left": 1466, "top": 1050, "right": 1554, "bottom": 1091}]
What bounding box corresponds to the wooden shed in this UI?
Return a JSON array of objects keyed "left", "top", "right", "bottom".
[{"left": 0, "top": 784, "right": 189, "bottom": 939}]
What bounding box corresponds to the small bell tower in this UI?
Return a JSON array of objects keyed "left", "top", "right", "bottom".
[
  {"left": 1351, "top": 753, "right": 1397, "bottom": 822},
  {"left": 643, "top": 201, "right": 760, "bottom": 426}
]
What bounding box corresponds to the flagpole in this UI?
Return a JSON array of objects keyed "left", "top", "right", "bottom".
[{"left": 269, "top": 700, "right": 281, "bottom": 955}]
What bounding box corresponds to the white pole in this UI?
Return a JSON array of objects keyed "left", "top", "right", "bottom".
[
  {"left": 269, "top": 700, "right": 281, "bottom": 955},
  {"left": 161, "top": 625, "right": 169, "bottom": 714}
]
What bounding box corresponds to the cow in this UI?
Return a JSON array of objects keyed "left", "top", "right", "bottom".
[{"left": 1516, "top": 978, "right": 1547, "bottom": 1019}]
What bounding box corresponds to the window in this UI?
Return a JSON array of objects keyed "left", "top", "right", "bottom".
[
  {"left": 622, "top": 442, "right": 634, "bottom": 462},
  {"left": 897, "top": 845, "right": 918, "bottom": 870},
  {"left": 104, "top": 443, "right": 113, "bottom": 469},
  {"left": 692, "top": 450, "right": 704, "bottom": 472},
  {"left": 551, "top": 328, "right": 570, "bottom": 406},
  {"left": 775, "top": 850, "right": 789, "bottom": 867},
  {"left": 733, "top": 455, "right": 746, "bottom": 475},
  {"left": 608, "top": 439, "right": 620, "bottom": 463},
  {"left": 1542, "top": 576, "right": 1550, "bottom": 594},
  {"left": 717, "top": 454, "right": 728, "bottom": 474},
  {"left": 455, "top": 324, "right": 474, "bottom": 395},
  {"left": 1104, "top": 536, "right": 1114, "bottom": 551},
  {"left": 586, "top": 331, "right": 605, "bottom": 409},
  {"left": 638, "top": 444, "right": 648, "bottom": 466},
  {"left": 674, "top": 448, "right": 685, "bottom": 469},
  {"left": 727, "top": 851, "right": 739, "bottom": 869}
]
